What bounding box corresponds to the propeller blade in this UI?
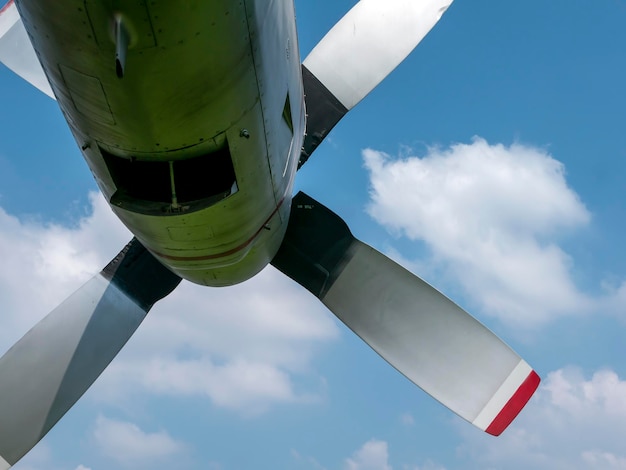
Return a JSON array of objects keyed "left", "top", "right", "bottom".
[
  {"left": 0, "top": 238, "right": 181, "bottom": 468},
  {"left": 272, "top": 192, "right": 540, "bottom": 435},
  {"left": 300, "top": 0, "right": 453, "bottom": 166},
  {"left": 0, "top": 0, "right": 54, "bottom": 97}
]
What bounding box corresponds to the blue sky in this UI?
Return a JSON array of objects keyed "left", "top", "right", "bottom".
[{"left": 1, "top": 1, "right": 626, "bottom": 469}]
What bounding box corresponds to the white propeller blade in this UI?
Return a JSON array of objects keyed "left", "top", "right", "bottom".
[
  {"left": 299, "top": 0, "right": 453, "bottom": 166},
  {"left": 0, "top": 1, "right": 54, "bottom": 97},
  {"left": 324, "top": 241, "right": 539, "bottom": 435},
  {"left": 304, "top": 0, "right": 454, "bottom": 110},
  {"left": 272, "top": 192, "right": 540, "bottom": 435},
  {"left": 0, "top": 239, "right": 180, "bottom": 468}
]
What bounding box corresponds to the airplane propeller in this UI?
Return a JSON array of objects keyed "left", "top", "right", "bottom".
[{"left": 0, "top": 0, "right": 540, "bottom": 468}]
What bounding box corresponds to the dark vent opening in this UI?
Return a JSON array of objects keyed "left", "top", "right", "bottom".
[
  {"left": 102, "top": 144, "right": 237, "bottom": 212},
  {"left": 104, "top": 154, "right": 171, "bottom": 203},
  {"left": 175, "top": 146, "right": 235, "bottom": 202},
  {"left": 282, "top": 93, "right": 294, "bottom": 134}
]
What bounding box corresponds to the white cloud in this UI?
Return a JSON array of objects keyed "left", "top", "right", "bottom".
[
  {"left": 345, "top": 440, "right": 392, "bottom": 470},
  {"left": 0, "top": 192, "right": 129, "bottom": 348},
  {"left": 102, "top": 356, "right": 317, "bottom": 415},
  {"left": 343, "top": 441, "right": 447, "bottom": 470},
  {"left": 400, "top": 413, "right": 415, "bottom": 426},
  {"left": 0, "top": 192, "right": 338, "bottom": 418},
  {"left": 291, "top": 449, "right": 328, "bottom": 470},
  {"left": 599, "top": 280, "right": 626, "bottom": 321},
  {"left": 582, "top": 451, "right": 626, "bottom": 469},
  {"left": 362, "top": 137, "right": 621, "bottom": 327},
  {"left": 75, "top": 466, "right": 92, "bottom": 470},
  {"left": 93, "top": 415, "right": 184, "bottom": 467},
  {"left": 409, "top": 462, "right": 448, "bottom": 470},
  {"left": 457, "top": 367, "right": 626, "bottom": 469}
]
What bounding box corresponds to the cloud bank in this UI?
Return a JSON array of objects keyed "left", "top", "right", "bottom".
[
  {"left": 93, "top": 415, "right": 184, "bottom": 467},
  {"left": 345, "top": 439, "right": 392, "bottom": 470},
  {"left": 364, "top": 137, "right": 624, "bottom": 327},
  {"left": 343, "top": 439, "right": 447, "bottom": 470}
]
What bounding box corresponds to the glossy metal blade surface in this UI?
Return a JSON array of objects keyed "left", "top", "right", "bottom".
[
  {"left": 304, "top": 0, "right": 454, "bottom": 110},
  {"left": 0, "top": 1, "right": 54, "bottom": 97},
  {"left": 0, "top": 239, "right": 180, "bottom": 467},
  {"left": 299, "top": 0, "right": 453, "bottom": 167},
  {"left": 272, "top": 192, "right": 539, "bottom": 435}
]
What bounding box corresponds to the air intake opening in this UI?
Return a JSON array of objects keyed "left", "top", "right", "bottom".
[{"left": 103, "top": 143, "right": 237, "bottom": 215}]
